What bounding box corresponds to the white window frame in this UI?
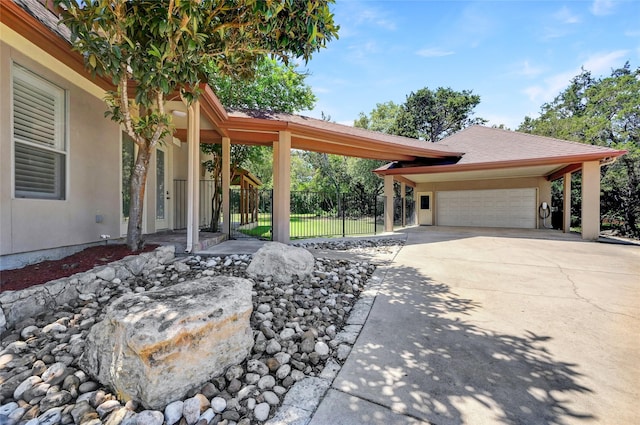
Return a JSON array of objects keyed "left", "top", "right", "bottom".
[{"left": 11, "top": 63, "right": 68, "bottom": 200}]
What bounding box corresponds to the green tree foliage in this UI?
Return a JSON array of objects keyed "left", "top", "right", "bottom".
[
  {"left": 354, "top": 101, "right": 401, "bottom": 133},
  {"left": 209, "top": 57, "right": 316, "bottom": 113},
  {"left": 518, "top": 64, "right": 640, "bottom": 237},
  {"left": 57, "top": 0, "right": 338, "bottom": 249},
  {"left": 392, "top": 87, "right": 486, "bottom": 142}
]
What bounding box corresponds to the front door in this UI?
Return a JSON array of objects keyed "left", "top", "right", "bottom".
[
  {"left": 417, "top": 192, "right": 433, "bottom": 225},
  {"left": 155, "top": 146, "right": 170, "bottom": 230}
]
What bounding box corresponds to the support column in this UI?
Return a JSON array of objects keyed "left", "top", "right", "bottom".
[
  {"left": 400, "top": 182, "right": 406, "bottom": 227},
  {"left": 222, "top": 137, "right": 231, "bottom": 235},
  {"left": 581, "top": 161, "right": 601, "bottom": 240},
  {"left": 186, "top": 100, "right": 201, "bottom": 252},
  {"left": 563, "top": 173, "right": 572, "bottom": 233},
  {"left": 272, "top": 131, "right": 291, "bottom": 243},
  {"left": 384, "top": 175, "right": 394, "bottom": 232}
]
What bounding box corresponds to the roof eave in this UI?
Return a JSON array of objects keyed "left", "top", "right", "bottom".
[
  {"left": 374, "top": 150, "right": 627, "bottom": 176},
  {"left": 1, "top": 1, "right": 113, "bottom": 91}
]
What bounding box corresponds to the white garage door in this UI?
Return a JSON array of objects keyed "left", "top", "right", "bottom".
[{"left": 436, "top": 188, "right": 537, "bottom": 229}]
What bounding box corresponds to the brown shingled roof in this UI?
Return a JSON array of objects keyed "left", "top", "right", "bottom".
[
  {"left": 375, "top": 125, "right": 627, "bottom": 183},
  {"left": 437, "top": 125, "right": 623, "bottom": 164}
]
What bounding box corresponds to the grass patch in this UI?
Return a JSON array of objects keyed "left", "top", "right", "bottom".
[{"left": 234, "top": 214, "right": 381, "bottom": 239}]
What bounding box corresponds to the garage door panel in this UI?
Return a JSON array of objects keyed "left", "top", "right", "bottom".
[{"left": 436, "top": 189, "right": 537, "bottom": 229}]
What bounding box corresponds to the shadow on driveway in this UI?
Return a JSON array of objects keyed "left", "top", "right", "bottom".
[{"left": 329, "top": 263, "right": 594, "bottom": 425}]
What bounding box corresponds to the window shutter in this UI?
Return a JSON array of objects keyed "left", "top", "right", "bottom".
[{"left": 12, "top": 65, "right": 66, "bottom": 199}]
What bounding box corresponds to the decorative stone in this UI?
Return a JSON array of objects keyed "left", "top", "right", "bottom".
[
  {"left": 210, "top": 396, "right": 227, "bottom": 413},
  {"left": 254, "top": 402, "right": 270, "bottom": 422},
  {"left": 79, "top": 276, "right": 253, "bottom": 409},
  {"left": 314, "top": 341, "right": 330, "bottom": 356},
  {"left": 135, "top": 410, "right": 164, "bottom": 425},
  {"left": 163, "top": 400, "right": 183, "bottom": 425},
  {"left": 246, "top": 242, "right": 314, "bottom": 284}
]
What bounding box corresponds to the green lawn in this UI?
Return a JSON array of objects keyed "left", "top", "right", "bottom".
[{"left": 233, "top": 213, "right": 381, "bottom": 239}]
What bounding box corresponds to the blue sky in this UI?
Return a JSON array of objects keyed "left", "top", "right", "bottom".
[{"left": 299, "top": 0, "right": 640, "bottom": 129}]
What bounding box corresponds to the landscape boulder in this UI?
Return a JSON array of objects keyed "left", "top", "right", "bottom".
[
  {"left": 246, "top": 242, "right": 314, "bottom": 284},
  {"left": 80, "top": 276, "right": 253, "bottom": 409}
]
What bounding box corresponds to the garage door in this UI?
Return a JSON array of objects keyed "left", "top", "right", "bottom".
[{"left": 436, "top": 188, "right": 537, "bottom": 228}]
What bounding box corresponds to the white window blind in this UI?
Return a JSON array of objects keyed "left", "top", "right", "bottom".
[{"left": 12, "top": 64, "right": 66, "bottom": 199}]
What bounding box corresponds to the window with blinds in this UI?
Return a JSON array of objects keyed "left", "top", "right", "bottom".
[{"left": 12, "top": 64, "right": 66, "bottom": 199}]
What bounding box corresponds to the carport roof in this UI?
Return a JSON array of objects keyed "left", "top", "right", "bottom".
[{"left": 375, "top": 126, "right": 627, "bottom": 185}]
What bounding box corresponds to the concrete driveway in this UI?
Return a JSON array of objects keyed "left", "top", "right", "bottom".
[{"left": 310, "top": 227, "right": 640, "bottom": 425}]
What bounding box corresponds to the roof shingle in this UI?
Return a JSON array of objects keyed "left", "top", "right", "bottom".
[{"left": 437, "top": 125, "right": 622, "bottom": 164}]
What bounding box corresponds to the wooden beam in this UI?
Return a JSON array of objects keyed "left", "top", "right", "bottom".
[
  {"left": 394, "top": 175, "right": 417, "bottom": 188},
  {"left": 546, "top": 163, "right": 583, "bottom": 181}
]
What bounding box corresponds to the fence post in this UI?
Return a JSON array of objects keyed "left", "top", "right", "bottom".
[
  {"left": 270, "top": 189, "right": 274, "bottom": 241},
  {"left": 374, "top": 195, "right": 377, "bottom": 235},
  {"left": 342, "top": 193, "right": 346, "bottom": 238}
]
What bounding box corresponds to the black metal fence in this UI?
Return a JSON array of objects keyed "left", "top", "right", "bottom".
[
  {"left": 173, "top": 180, "right": 215, "bottom": 230},
  {"left": 230, "top": 189, "right": 273, "bottom": 240},
  {"left": 230, "top": 190, "right": 385, "bottom": 240},
  {"left": 394, "top": 195, "right": 416, "bottom": 227},
  {"left": 174, "top": 184, "right": 395, "bottom": 240}
]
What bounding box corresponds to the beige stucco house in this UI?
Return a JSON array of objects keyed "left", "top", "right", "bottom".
[{"left": 0, "top": 0, "right": 626, "bottom": 270}]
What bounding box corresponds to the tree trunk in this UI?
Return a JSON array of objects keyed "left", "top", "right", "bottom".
[
  {"left": 127, "top": 143, "right": 152, "bottom": 251},
  {"left": 210, "top": 186, "right": 222, "bottom": 232}
]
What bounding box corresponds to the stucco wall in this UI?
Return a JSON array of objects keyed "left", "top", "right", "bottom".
[
  {"left": 415, "top": 176, "right": 552, "bottom": 228},
  {"left": 1, "top": 42, "right": 121, "bottom": 257}
]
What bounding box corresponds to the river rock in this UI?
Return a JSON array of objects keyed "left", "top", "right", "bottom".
[
  {"left": 246, "top": 242, "right": 314, "bottom": 283},
  {"left": 79, "top": 276, "right": 253, "bottom": 409}
]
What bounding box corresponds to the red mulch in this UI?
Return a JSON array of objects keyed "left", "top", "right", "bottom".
[{"left": 0, "top": 244, "right": 158, "bottom": 293}]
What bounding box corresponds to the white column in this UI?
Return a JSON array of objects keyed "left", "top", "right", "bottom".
[
  {"left": 581, "top": 161, "right": 601, "bottom": 240},
  {"left": 563, "top": 173, "right": 572, "bottom": 233},
  {"left": 186, "top": 100, "right": 201, "bottom": 252},
  {"left": 222, "top": 137, "right": 231, "bottom": 235},
  {"left": 384, "top": 175, "right": 394, "bottom": 232},
  {"left": 272, "top": 131, "right": 291, "bottom": 243}
]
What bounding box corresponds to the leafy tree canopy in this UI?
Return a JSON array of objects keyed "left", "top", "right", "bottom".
[
  {"left": 209, "top": 57, "right": 316, "bottom": 113},
  {"left": 354, "top": 101, "right": 401, "bottom": 134},
  {"left": 518, "top": 63, "right": 640, "bottom": 237},
  {"left": 392, "top": 87, "right": 486, "bottom": 142}
]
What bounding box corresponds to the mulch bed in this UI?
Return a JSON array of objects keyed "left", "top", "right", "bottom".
[{"left": 0, "top": 244, "right": 158, "bottom": 293}]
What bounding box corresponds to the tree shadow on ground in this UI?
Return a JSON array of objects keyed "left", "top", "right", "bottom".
[{"left": 335, "top": 264, "right": 594, "bottom": 425}]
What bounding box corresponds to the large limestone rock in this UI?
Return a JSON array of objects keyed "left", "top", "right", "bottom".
[
  {"left": 246, "top": 242, "right": 314, "bottom": 284},
  {"left": 80, "top": 276, "right": 253, "bottom": 409}
]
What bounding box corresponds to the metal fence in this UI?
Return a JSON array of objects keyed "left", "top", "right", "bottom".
[
  {"left": 230, "top": 190, "right": 385, "bottom": 240},
  {"left": 174, "top": 184, "right": 391, "bottom": 240},
  {"left": 173, "top": 180, "right": 216, "bottom": 230},
  {"left": 230, "top": 189, "right": 273, "bottom": 239},
  {"left": 394, "top": 195, "right": 416, "bottom": 227}
]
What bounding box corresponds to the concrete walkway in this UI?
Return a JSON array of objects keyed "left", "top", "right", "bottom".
[{"left": 309, "top": 227, "right": 640, "bottom": 425}]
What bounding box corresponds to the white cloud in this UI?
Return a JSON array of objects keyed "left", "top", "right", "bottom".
[
  {"left": 416, "top": 47, "right": 455, "bottom": 58},
  {"left": 590, "top": 0, "right": 617, "bottom": 16},
  {"left": 583, "top": 50, "right": 629, "bottom": 73},
  {"left": 554, "top": 6, "right": 581, "bottom": 24},
  {"left": 522, "top": 50, "right": 630, "bottom": 103},
  {"left": 357, "top": 8, "right": 397, "bottom": 31},
  {"left": 512, "top": 60, "right": 545, "bottom": 77}
]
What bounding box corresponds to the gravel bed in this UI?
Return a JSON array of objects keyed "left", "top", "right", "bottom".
[{"left": 0, "top": 242, "right": 398, "bottom": 425}]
